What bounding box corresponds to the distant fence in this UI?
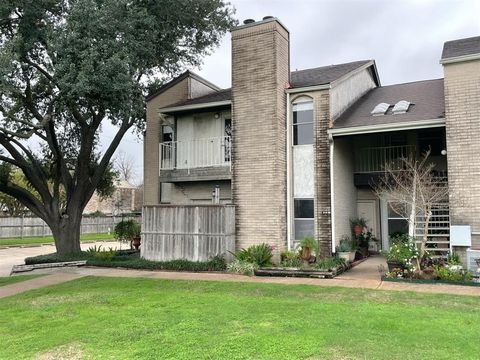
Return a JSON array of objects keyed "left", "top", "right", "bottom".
[
  {"left": 141, "top": 205, "right": 235, "bottom": 262},
  {"left": 0, "top": 215, "right": 141, "bottom": 239}
]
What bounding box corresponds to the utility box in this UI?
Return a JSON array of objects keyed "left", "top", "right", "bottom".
[{"left": 450, "top": 225, "right": 472, "bottom": 247}]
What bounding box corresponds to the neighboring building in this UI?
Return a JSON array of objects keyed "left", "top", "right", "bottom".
[
  {"left": 85, "top": 180, "right": 141, "bottom": 215},
  {"left": 144, "top": 17, "right": 480, "bottom": 263}
]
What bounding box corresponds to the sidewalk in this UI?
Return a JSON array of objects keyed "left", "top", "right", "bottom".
[{"left": 2, "top": 255, "right": 479, "bottom": 299}]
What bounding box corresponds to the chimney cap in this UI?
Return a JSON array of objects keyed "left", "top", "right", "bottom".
[
  {"left": 263, "top": 16, "right": 274, "bottom": 20},
  {"left": 243, "top": 19, "right": 255, "bottom": 25}
]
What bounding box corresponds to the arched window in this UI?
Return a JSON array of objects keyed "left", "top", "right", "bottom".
[{"left": 292, "top": 99, "right": 313, "bottom": 145}]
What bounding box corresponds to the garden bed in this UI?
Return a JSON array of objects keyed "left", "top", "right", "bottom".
[
  {"left": 255, "top": 264, "right": 348, "bottom": 279},
  {"left": 381, "top": 276, "right": 480, "bottom": 287},
  {"left": 25, "top": 249, "right": 227, "bottom": 272}
]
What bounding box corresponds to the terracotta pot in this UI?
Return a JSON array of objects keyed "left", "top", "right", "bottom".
[
  {"left": 301, "top": 247, "right": 311, "bottom": 261},
  {"left": 132, "top": 237, "right": 141, "bottom": 250},
  {"left": 352, "top": 224, "right": 363, "bottom": 236}
]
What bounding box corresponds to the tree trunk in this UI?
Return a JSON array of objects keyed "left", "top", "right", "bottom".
[{"left": 51, "top": 215, "right": 82, "bottom": 255}]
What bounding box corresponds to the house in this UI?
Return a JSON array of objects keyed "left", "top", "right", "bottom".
[
  {"left": 143, "top": 17, "right": 480, "bottom": 265},
  {"left": 84, "top": 180, "right": 142, "bottom": 215}
]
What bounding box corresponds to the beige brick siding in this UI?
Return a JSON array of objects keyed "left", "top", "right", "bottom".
[
  {"left": 443, "top": 59, "right": 480, "bottom": 249},
  {"left": 144, "top": 78, "right": 189, "bottom": 205},
  {"left": 231, "top": 20, "right": 289, "bottom": 256}
]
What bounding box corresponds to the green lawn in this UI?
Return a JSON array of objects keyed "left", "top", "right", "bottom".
[
  {"left": 0, "top": 275, "right": 43, "bottom": 287},
  {"left": 0, "top": 278, "right": 479, "bottom": 359},
  {"left": 0, "top": 233, "right": 114, "bottom": 246}
]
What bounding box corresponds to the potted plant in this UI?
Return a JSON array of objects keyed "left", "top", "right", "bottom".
[
  {"left": 114, "top": 219, "right": 141, "bottom": 249},
  {"left": 336, "top": 235, "right": 357, "bottom": 262},
  {"left": 350, "top": 217, "right": 367, "bottom": 236},
  {"left": 298, "top": 236, "right": 318, "bottom": 263},
  {"left": 384, "top": 235, "right": 418, "bottom": 272}
]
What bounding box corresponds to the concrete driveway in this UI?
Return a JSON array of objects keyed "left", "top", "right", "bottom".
[{"left": 0, "top": 241, "right": 121, "bottom": 277}]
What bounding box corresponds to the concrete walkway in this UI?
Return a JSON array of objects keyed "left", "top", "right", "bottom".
[
  {"left": 1, "top": 255, "right": 479, "bottom": 299},
  {"left": 0, "top": 241, "right": 121, "bottom": 277}
]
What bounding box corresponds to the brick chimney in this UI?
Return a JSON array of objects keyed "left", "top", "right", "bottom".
[{"left": 231, "top": 18, "right": 290, "bottom": 256}]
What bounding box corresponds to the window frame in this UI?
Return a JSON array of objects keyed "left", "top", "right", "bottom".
[{"left": 292, "top": 99, "right": 314, "bottom": 146}]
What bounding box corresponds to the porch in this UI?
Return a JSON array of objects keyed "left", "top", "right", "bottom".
[{"left": 331, "top": 128, "right": 450, "bottom": 255}]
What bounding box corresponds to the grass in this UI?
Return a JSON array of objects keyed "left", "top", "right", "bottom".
[
  {"left": 0, "top": 274, "right": 43, "bottom": 287},
  {"left": 0, "top": 277, "right": 479, "bottom": 359},
  {"left": 0, "top": 232, "right": 115, "bottom": 246}
]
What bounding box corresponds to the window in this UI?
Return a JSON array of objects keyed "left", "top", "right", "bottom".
[
  {"left": 387, "top": 202, "right": 409, "bottom": 240},
  {"left": 293, "top": 101, "right": 313, "bottom": 145},
  {"left": 162, "top": 125, "right": 173, "bottom": 143},
  {"left": 294, "top": 199, "right": 314, "bottom": 240}
]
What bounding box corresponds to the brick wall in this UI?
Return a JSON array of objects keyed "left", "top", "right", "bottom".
[
  {"left": 231, "top": 19, "right": 289, "bottom": 256},
  {"left": 443, "top": 59, "right": 480, "bottom": 249}
]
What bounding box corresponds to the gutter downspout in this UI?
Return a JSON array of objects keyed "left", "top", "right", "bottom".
[
  {"left": 286, "top": 92, "right": 292, "bottom": 251},
  {"left": 329, "top": 133, "right": 336, "bottom": 253}
]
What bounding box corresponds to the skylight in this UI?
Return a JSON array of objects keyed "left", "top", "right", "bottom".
[
  {"left": 371, "top": 103, "right": 390, "bottom": 116},
  {"left": 392, "top": 100, "right": 411, "bottom": 114}
]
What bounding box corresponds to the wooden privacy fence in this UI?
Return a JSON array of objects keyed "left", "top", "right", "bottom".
[
  {"left": 0, "top": 215, "right": 141, "bottom": 239},
  {"left": 141, "top": 205, "right": 235, "bottom": 262}
]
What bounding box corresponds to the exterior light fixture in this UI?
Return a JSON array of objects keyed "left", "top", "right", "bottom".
[
  {"left": 441, "top": 149, "right": 447, "bottom": 156},
  {"left": 214, "top": 113, "right": 220, "bottom": 119}
]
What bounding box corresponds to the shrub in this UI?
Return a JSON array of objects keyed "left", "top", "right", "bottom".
[
  {"left": 25, "top": 252, "right": 227, "bottom": 272},
  {"left": 280, "top": 250, "right": 302, "bottom": 268},
  {"left": 384, "top": 237, "right": 418, "bottom": 271},
  {"left": 433, "top": 265, "right": 473, "bottom": 282},
  {"left": 336, "top": 236, "right": 356, "bottom": 252},
  {"left": 114, "top": 220, "right": 141, "bottom": 242},
  {"left": 227, "top": 259, "right": 258, "bottom": 276},
  {"left": 231, "top": 243, "right": 273, "bottom": 267},
  {"left": 299, "top": 236, "right": 318, "bottom": 255},
  {"left": 447, "top": 253, "right": 461, "bottom": 265},
  {"left": 314, "top": 257, "right": 346, "bottom": 271}
]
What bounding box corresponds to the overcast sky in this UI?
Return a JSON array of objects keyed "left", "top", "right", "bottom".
[{"left": 109, "top": 0, "right": 480, "bottom": 185}]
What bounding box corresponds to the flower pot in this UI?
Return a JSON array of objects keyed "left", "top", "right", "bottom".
[
  {"left": 132, "top": 237, "right": 141, "bottom": 250},
  {"left": 387, "top": 260, "right": 405, "bottom": 272},
  {"left": 352, "top": 225, "right": 363, "bottom": 236},
  {"left": 338, "top": 251, "right": 355, "bottom": 262}
]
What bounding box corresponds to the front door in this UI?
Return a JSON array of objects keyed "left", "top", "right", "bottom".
[{"left": 357, "top": 200, "right": 380, "bottom": 250}]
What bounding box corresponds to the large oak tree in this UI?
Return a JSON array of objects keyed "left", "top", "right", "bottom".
[{"left": 0, "top": 0, "right": 236, "bottom": 254}]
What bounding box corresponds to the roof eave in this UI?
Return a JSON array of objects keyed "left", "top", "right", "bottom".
[
  {"left": 286, "top": 84, "right": 331, "bottom": 93},
  {"left": 330, "top": 60, "right": 381, "bottom": 88},
  {"left": 328, "top": 118, "right": 446, "bottom": 137},
  {"left": 440, "top": 53, "right": 480, "bottom": 65},
  {"left": 158, "top": 100, "right": 232, "bottom": 114}
]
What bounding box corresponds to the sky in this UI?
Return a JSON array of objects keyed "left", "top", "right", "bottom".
[{"left": 107, "top": 0, "right": 480, "bottom": 185}]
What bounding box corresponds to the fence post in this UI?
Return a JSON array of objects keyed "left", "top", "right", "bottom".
[{"left": 20, "top": 214, "right": 24, "bottom": 239}]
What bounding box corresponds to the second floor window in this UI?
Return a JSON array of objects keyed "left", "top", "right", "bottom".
[{"left": 292, "top": 101, "right": 313, "bottom": 145}]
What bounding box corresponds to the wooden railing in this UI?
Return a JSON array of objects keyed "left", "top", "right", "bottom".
[{"left": 159, "top": 136, "right": 231, "bottom": 170}]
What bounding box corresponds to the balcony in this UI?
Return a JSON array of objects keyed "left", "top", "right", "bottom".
[
  {"left": 354, "top": 145, "right": 415, "bottom": 173},
  {"left": 354, "top": 145, "right": 415, "bottom": 186},
  {"left": 159, "top": 136, "right": 231, "bottom": 182}
]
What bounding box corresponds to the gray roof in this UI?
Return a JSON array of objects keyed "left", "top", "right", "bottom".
[
  {"left": 290, "top": 60, "right": 375, "bottom": 88},
  {"left": 333, "top": 79, "right": 445, "bottom": 129},
  {"left": 441, "top": 36, "right": 480, "bottom": 60},
  {"left": 163, "top": 60, "right": 376, "bottom": 110}
]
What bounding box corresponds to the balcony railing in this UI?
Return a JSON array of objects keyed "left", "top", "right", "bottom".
[
  {"left": 160, "top": 136, "right": 231, "bottom": 171},
  {"left": 354, "top": 145, "right": 415, "bottom": 173}
]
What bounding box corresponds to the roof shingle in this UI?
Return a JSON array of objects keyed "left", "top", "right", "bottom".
[
  {"left": 441, "top": 36, "right": 480, "bottom": 60},
  {"left": 333, "top": 79, "right": 445, "bottom": 129}
]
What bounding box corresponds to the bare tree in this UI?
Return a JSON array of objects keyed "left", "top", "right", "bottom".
[
  {"left": 375, "top": 151, "right": 449, "bottom": 268},
  {"left": 115, "top": 151, "right": 136, "bottom": 183}
]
